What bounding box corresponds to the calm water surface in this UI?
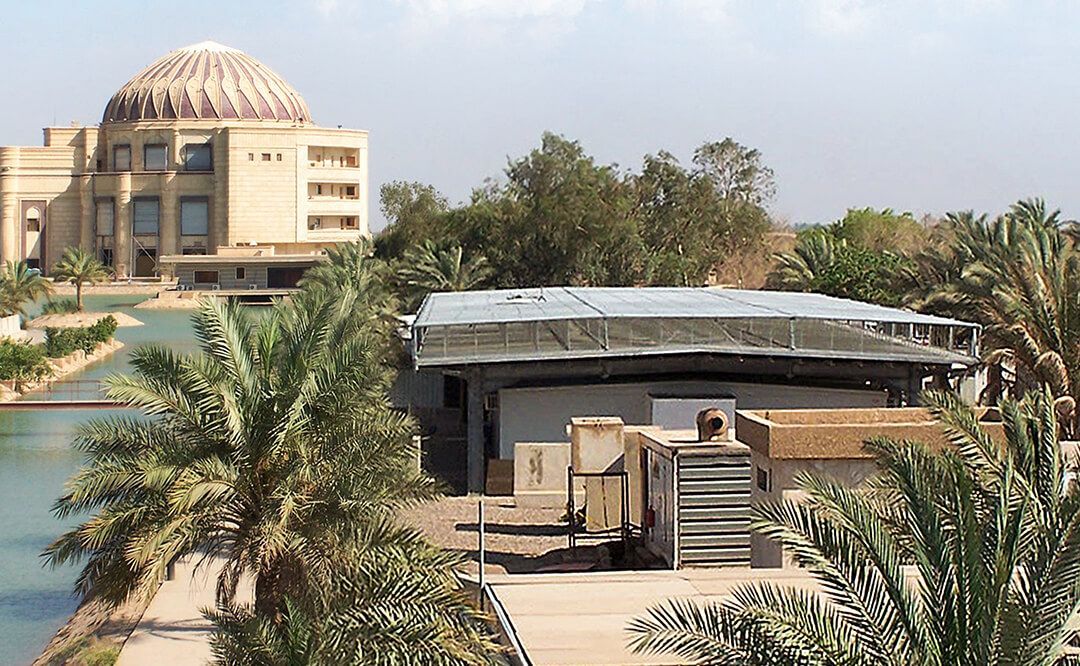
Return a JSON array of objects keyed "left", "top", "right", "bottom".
[{"left": 0, "top": 295, "right": 198, "bottom": 664}]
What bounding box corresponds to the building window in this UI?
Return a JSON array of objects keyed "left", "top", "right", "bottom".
[
  {"left": 113, "top": 145, "right": 131, "bottom": 171},
  {"left": 25, "top": 208, "right": 41, "bottom": 232},
  {"left": 100, "top": 248, "right": 113, "bottom": 267},
  {"left": 180, "top": 197, "right": 209, "bottom": 236},
  {"left": 236, "top": 267, "right": 246, "bottom": 280},
  {"left": 95, "top": 199, "right": 114, "bottom": 236},
  {"left": 756, "top": 467, "right": 771, "bottom": 492},
  {"left": 315, "top": 184, "right": 323, "bottom": 195},
  {"left": 181, "top": 247, "right": 207, "bottom": 256},
  {"left": 144, "top": 143, "right": 167, "bottom": 171},
  {"left": 96, "top": 159, "right": 103, "bottom": 172},
  {"left": 248, "top": 153, "right": 254, "bottom": 161},
  {"left": 183, "top": 143, "right": 212, "bottom": 171},
  {"left": 132, "top": 198, "right": 160, "bottom": 235},
  {"left": 343, "top": 217, "right": 357, "bottom": 229},
  {"left": 308, "top": 217, "right": 321, "bottom": 230},
  {"left": 261, "top": 153, "right": 271, "bottom": 161},
  {"left": 193, "top": 270, "right": 219, "bottom": 284},
  {"left": 276, "top": 153, "right": 282, "bottom": 161},
  {"left": 345, "top": 185, "right": 356, "bottom": 197}
]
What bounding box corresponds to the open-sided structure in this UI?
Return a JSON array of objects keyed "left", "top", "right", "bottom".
[{"left": 409, "top": 287, "right": 981, "bottom": 492}]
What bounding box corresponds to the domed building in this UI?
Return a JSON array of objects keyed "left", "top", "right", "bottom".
[{"left": 0, "top": 41, "right": 368, "bottom": 286}]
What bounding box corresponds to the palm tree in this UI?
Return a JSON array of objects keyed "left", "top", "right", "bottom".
[
  {"left": 0, "top": 260, "right": 52, "bottom": 317},
  {"left": 913, "top": 200, "right": 1080, "bottom": 430},
  {"left": 397, "top": 240, "right": 492, "bottom": 309},
  {"left": 300, "top": 239, "right": 399, "bottom": 327},
  {"left": 51, "top": 247, "right": 111, "bottom": 311},
  {"left": 44, "top": 292, "right": 439, "bottom": 621},
  {"left": 629, "top": 388, "right": 1080, "bottom": 665},
  {"left": 764, "top": 228, "right": 841, "bottom": 291},
  {"left": 207, "top": 520, "right": 500, "bottom": 665}
]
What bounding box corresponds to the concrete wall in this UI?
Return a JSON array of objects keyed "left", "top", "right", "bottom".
[
  {"left": 749, "top": 450, "right": 879, "bottom": 568},
  {"left": 497, "top": 380, "right": 886, "bottom": 459},
  {"left": 513, "top": 441, "right": 573, "bottom": 507}
]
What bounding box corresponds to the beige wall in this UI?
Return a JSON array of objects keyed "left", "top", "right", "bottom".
[{"left": 0, "top": 120, "right": 368, "bottom": 277}]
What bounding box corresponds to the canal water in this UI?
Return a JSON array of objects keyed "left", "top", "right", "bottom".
[{"left": 0, "top": 295, "right": 198, "bottom": 664}]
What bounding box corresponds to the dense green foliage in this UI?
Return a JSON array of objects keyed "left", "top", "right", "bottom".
[
  {"left": 207, "top": 523, "right": 499, "bottom": 665},
  {"left": 630, "top": 388, "right": 1080, "bottom": 665},
  {"left": 45, "top": 293, "right": 497, "bottom": 663},
  {"left": 51, "top": 247, "right": 112, "bottom": 311},
  {"left": 767, "top": 209, "right": 918, "bottom": 304},
  {"left": 898, "top": 201, "right": 1080, "bottom": 430},
  {"left": 375, "top": 133, "right": 773, "bottom": 292},
  {"left": 42, "top": 298, "right": 79, "bottom": 315},
  {"left": 397, "top": 239, "right": 493, "bottom": 310},
  {"left": 0, "top": 339, "right": 51, "bottom": 384},
  {"left": 0, "top": 260, "right": 52, "bottom": 317},
  {"left": 44, "top": 316, "right": 117, "bottom": 358}
]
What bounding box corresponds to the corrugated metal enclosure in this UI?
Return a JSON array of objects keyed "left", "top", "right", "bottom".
[{"left": 642, "top": 430, "right": 752, "bottom": 568}]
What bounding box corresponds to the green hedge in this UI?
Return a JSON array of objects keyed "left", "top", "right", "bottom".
[
  {"left": 44, "top": 315, "right": 118, "bottom": 358},
  {"left": 0, "top": 340, "right": 51, "bottom": 383}
]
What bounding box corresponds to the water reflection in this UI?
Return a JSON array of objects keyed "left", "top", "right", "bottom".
[{"left": 0, "top": 294, "right": 196, "bottom": 664}]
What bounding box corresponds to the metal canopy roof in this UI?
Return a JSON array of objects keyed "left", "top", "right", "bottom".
[
  {"left": 413, "top": 287, "right": 970, "bottom": 328},
  {"left": 411, "top": 287, "right": 980, "bottom": 368}
]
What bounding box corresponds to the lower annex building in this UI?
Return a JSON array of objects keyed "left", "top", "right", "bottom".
[{"left": 0, "top": 41, "right": 368, "bottom": 288}]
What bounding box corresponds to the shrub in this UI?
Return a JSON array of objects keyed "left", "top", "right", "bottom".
[
  {"left": 44, "top": 316, "right": 118, "bottom": 358},
  {"left": 42, "top": 298, "right": 79, "bottom": 315},
  {"left": 0, "top": 339, "right": 51, "bottom": 384}
]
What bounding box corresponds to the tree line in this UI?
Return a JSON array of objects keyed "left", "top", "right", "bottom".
[
  {"left": 372, "top": 132, "right": 775, "bottom": 310},
  {"left": 768, "top": 199, "right": 1080, "bottom": 436}
]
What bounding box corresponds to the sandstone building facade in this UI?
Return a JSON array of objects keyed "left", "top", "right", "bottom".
[{"left": 0, "top": 41, "right": 367, "bottom": 286}]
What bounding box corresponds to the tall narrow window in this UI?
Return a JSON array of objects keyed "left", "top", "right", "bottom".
[
  {"left": 113, "top": 145, "right": 131, "bottom": 171},
  {"left": 95, "top": 198, "right": 114, "bottom": 236},
  {"left": 183, "top": 143, "right": 212, "bottom": 171},
  {"left": 132, "top": 198, "right": 160, "bottom": 235},
  {"left": 143, "top": 143, "right": 167, "bottom": 171},
  {"left": 180, "top": 198, "right": 209, "bottom": 236}
]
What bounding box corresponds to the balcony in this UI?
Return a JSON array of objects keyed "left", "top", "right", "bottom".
[
  {"left": 307, "top": 215, "right": 362, "bottom": 239},
  {"left": 306, "top": 146, "right": 360, "bottom": 169}
]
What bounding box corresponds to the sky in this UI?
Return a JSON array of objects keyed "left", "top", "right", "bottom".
[{"left": 2, "top": 0, "right": 1079, "bottom": 229}]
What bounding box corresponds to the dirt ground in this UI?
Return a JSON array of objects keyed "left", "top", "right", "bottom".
[
  {"left": 34, "top": 595, "right": 149, "bottom": 666},
  {"left": 401, "top": 496, "right": 610, "bottom": 576}
]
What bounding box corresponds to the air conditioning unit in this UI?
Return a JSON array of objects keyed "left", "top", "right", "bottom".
[
  {"left": 211, "top": 284, "right": 221, "bottom": 291},
  {"left": 248, "top": 283, "right": 257, "bottom": 290}
]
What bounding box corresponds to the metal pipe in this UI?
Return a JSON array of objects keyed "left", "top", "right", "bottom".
[{"left": 478, "top": 499, "right": 486, "bottom": 609}]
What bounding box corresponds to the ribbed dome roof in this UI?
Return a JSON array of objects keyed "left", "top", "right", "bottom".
[{"left": 102, "top": 41, "right": 311, "bottom": 124}]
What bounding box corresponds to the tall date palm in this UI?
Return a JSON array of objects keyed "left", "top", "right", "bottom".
[
  {"left": 44, "top": 291, "right": 437, "bottom": 618},
  {"left": 629, "top": 388, "right": 1080, "bottom": 665}
]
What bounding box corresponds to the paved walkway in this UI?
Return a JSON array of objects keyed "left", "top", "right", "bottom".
[{"left": 117, "top": 556, "right": 250, "bottom": 666}]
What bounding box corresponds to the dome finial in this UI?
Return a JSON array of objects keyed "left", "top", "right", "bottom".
[{"left": 178, "top": 40, "right": 240, "bottom": 53}]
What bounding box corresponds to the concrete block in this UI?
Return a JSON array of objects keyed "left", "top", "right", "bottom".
[
  {"left": 570, "top": 417, "right": 624, "bottom": 473},
  {"left": 514, "top": 442, "right": 571, "bottom": 508}
]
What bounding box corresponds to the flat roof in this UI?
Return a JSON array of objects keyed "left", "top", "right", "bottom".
[
  {"left": 159, "top": 254, "right": 326, "bottom": 265},
  {"left": 411, "top": 287, "right": 980, "bottom": 368},
  {"left": 486, "top": 568, "right": 863, "bottom": 665},
  {"left": 414, "top": 287, "right": 970, "bottom": 328}
]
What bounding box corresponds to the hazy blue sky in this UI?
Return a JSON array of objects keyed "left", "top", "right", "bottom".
[{"left": 2, "top": 1, "right": 1078, "bottom": 228}]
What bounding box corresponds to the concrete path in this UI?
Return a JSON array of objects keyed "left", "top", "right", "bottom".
[{"left": 117, "top": 556, "right": 251, "bottom": 666}]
